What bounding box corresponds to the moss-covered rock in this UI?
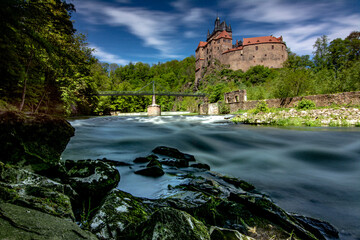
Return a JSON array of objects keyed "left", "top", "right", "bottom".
[
  {"left": 0, "top": 111, "right": 74, "bottom": 176},
  {"left": 137, "top": 207, "right": 210, "bottom": 240},
  {"left": 0, "top": 162, "right": 75, "bottom": 220},
  {"left": 210, "top": 226, "right": 255, "bottom": 240},
  {"left": 89, "top": 189, "right": 152, "bottom": 239},
  {"left": 0, "top": 202, "right": 97, "bottom": 240},
  {"left": 64, "top": 159, "right": 120, "bottom": 201}
]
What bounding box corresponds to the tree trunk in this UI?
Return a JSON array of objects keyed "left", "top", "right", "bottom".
[{"left": 19, "top": 54, "right": 33, "bottom": 111}]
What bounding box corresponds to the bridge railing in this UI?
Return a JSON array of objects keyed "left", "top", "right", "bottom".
[{"left": 97, "top": 91, "right": 207, "bottom": 97}]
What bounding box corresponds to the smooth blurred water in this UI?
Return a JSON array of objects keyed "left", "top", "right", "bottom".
[{"left": 62, "top": 115, "right": 360, "bottom": 240}]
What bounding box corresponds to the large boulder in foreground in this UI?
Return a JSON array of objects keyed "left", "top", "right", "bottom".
[
  {"left": 0, "top": 161, "right": 76, "bottom": 220},
  {"left": 0, "top": 202, "right": 97, "bottom": 240},
  {"left": 89, "top": 189, "right": 152, "bottom": 239},
  {"left": 64, "top": 159, "right": 120, "bottom": 202},
  {"left": 136, "top": 207, "right": 210, "bottom": 240},
  {"left": 0, "top": 111, "right": 74, "bottom": 176}
]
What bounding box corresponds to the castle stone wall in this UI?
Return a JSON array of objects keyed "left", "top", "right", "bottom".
[{"left": 222, "top": 43, "right": 287, "bottom": 72}]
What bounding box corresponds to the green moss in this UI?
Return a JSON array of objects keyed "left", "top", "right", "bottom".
[{"left": 0, "top": 185, "right": 19, "bottom": 202}]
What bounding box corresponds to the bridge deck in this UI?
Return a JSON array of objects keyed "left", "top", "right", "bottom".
[{"left": 97, "top": 91, "right": 206, "bottom": 97}]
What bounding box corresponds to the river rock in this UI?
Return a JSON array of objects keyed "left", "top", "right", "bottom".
[
  {"left": 0, "top": 202, "right": 97, "bottom": 240},
  {"left": 136, "top": 207, "right": 210, "bottom": 240},
  {"left": 133, "top": 154, "right": 158, "bottom": 163},
  {"left": 134, "top": 166, "right": 164, "bottom": 177},
  {"left": 210, "top": 226, "right": 255, "bottom": 240},
  {"left": 152, "top": 146, "right": 193, "bottom": 159},
  {"left": 64, "top": 159, "right": 120, "bottom": 202},
  {"left": 291, "top": 214, "right": 339, "bottom": 239},
  {"left": 191, "top": 163, "right": 211, "bottom": 170},
  {"left": 89, "top": 189, "right": 152, "bottom": 239},
  {"left": 0, "top": 111, "right": 74, "bottom": 177},
  {"left": 0, "top": 162, "right": 75, "bottom": 220}
]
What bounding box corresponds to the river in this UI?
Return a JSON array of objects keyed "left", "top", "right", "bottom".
[{"left": 61, "top": 115, "right": 360, "bottom": 240}]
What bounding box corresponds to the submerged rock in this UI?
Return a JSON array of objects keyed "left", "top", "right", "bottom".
[
  {"left": 191, "top": 163, "right": 211, "bottom": 170},
  {"left": 136, "top": 207, "right": 210, "bottom": 240},
  {"left": 0, "top": 111, "right": 74, "bottom": 176},
  {"left": 134, "top": 154, "right": 158, "bottom": 163},
  {"left": 152, "top": 146, "right": 195, "bottom": 160},
  {"left": 134, "top": 158, "right": 164, "bottom": 177},
  {"left": 134, "top": 166, "right": 164, "bottom": 177},
  {"left": 0, "top": 202, "right": 97, "bottom": 240}
]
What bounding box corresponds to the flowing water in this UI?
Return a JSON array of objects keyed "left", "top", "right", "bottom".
[{"left": 62, "top": 115, "right": 360, "bottom": 240}]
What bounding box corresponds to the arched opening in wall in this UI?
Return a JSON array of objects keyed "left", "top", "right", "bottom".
[
  {"left": 235, "top": 96, "right": 239, "bottom": 102},
  {"left": 256, "top": 46, "right": 258, "bottom": 50},
  {"left": 227, "top": 97, "right": 231, "bottom": 103},
  {"left": 272, "top": 45, "right": 274, "bottom": 50}
]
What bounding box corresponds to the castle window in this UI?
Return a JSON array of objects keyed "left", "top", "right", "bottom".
[
  {"left": 256, "top": 46, "right": 258, "bottom": 50},
  {"left": 272, "top": 45, "right": 274, "bottom": 50},
  {"left": 265, "top": 54, "right": 267, "bottom": 57}
]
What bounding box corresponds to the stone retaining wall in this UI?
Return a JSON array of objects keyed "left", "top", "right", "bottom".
[{"left": 228, "top": 91, "right": 360, "bottom": 113}]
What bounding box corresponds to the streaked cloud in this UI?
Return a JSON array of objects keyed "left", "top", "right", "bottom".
[
  {"left": 90, "top": 45, "right": 129, "bottom": 65},
  {"left": 76, "top": 1, "right": 178, "bottom": 58},
  {"left": 224, "top": 0, "right": 360, "bottom": 55}
]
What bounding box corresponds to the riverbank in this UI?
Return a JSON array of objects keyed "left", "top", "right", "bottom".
[
  {"left": 0, "top": 111, "right": 342, "bottom": 239},
  {"left": 232, "top": 107, "right": 360, "bottom": 127}
]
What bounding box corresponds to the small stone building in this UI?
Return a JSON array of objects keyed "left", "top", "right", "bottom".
[
  {"left": 195, "top": 17, "right": 288, "bottom": 86},
  {"left": 224, "top": 90, "right": 247, "bottom": 103}
]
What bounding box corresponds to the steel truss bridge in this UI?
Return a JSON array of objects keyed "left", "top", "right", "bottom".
[{"left": 96, "top": 81, "right": 206, "bottom": 98}]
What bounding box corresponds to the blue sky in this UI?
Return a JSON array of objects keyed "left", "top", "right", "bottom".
[{"left": 71, "top": 0, "right": 360, "bottom": 65}]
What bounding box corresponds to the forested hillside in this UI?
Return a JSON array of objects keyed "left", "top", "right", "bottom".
[
  {"left": 0, "top": 0, "right": 99, "bottom": 115},
  {"left": 1, "top": 0, "right": 359, "bottom": 116}
]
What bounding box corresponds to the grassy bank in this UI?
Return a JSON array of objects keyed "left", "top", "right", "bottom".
[{"left": 232, "top": 105, "right": 360, "bottom": 127}]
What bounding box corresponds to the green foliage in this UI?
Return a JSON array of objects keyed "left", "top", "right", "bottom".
[
  {"left": 0, "top": 0, "right": 98, "bottom": 115},
  {"left": 253, "top": 101, "right": 269, "bottom": 114},
  {"left": 296, "top": 99, "right": 316, "bottom": 110},
  {"left": 218, "top": 102, "right": 230, "bottom": 114}
]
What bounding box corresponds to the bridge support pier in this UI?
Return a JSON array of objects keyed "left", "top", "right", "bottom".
[{"left": 147, "top": 104, "right": 161, "bottom": 116}]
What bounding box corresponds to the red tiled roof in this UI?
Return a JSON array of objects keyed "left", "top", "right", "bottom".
[
  {"left": 196, "top": 41, "right": 208, "bottom": 51},
  {"left": 222, "top": 46, "right": 243, "bottom": 54},
  {"left": 243, "top": 36, "right": 283, "bottom": 46},
  {"left": 215, "top": 31, "right": 232, "bottom": 40}
]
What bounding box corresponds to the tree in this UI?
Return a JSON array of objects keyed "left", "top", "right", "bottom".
[{"left": 313, "top": 35, "right": 329, "bottom": 69}]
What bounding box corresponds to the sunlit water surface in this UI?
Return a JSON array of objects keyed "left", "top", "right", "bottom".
[{"left": 62, "top": 115, "right": 360, "bottom": 240}]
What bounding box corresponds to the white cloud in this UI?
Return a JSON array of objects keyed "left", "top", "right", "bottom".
[
  {"left": 90, "top": 45, "right": 129, "bottom": 65},
  {"left": 76, "top": 1, "right": 178, "bottom": 58},
  {"left": 225, "top": 0, "right": 360, "bottom": 56}
]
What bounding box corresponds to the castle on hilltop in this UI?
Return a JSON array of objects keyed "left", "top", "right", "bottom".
[{"left": 195, "top": 17, "right": 288, "bottom": 86}]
